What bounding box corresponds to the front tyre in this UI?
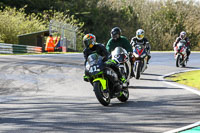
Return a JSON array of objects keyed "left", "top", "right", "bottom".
[
  {"left": 176, "top": 54, "right": 181, "bottom": 67},
  {"left": 93, "top": 81, "right": 110, "bottom": 106},
  {"left": 135, "top": 62, "right": 141, "bottom": 79},
  {"left": 117, "top": 88, "right": 129, "bottom": 102}
]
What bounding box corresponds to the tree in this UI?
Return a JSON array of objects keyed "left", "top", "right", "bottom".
[{"left": 0, "top": 7, "right": 46, "bottom": 43}]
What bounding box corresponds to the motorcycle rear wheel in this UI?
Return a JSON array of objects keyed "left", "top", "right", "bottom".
[
  {"left": 93, "top": 81, "right": 110, "bottom": 106},
  {"left": 181, "top": 59, "right": 187, "bottom": 67}
]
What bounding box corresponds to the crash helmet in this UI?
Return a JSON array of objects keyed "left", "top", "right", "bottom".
[
  {"left": 83, "top": 33, "right": 96, "bottom": 48},
  {"left": 180, "top": 31, "right": 186, "bottom": 39},
  {"left": 111, "top": 27, "right": 121, "bottom": 40},
  {"left": 136, "top": 29, "right": 145, "bottom": 40}
]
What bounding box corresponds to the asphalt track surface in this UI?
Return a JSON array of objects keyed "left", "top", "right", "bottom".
[{"left": 0, "top": 52, "right": 200, "bottom": 133}]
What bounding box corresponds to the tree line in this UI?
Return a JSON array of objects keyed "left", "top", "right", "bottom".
[{"left": 0, "top": 0, "right": 199, "bottom": 51}]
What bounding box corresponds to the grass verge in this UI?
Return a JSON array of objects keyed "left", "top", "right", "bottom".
[{"left": 166, "top": 70, "right": 200, "bottom": 90}]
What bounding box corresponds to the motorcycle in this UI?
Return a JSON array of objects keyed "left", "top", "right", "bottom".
[
  {"left": 132, "top": 44, "right": 148, "bottom": 79},
  {"left": 85, "top": 53, "right": 129, "bottom": 106},
  {"left": 174, "top": 40, "right": 187, "bottom": 67},
  {"left": 111, "top": 47, "right": 132, "bottom": 87}
]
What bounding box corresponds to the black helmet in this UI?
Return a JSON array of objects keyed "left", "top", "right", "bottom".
[{"left": 111, "top": 27, "right": 121, "bottom": 40}]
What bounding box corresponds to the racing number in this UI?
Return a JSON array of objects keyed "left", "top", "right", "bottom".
[{"left": 89, "top": 65, "right": 97, "bottom": 73}]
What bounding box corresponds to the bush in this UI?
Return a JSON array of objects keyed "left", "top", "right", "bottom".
[
  {"left": 0, "top": 7, "right": 84, "bottom": 51},
  {"left": 0, "top": 7, "right": 46, "bottom": 44}
]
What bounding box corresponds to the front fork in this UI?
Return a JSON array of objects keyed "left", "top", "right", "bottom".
[{"left": 93, "top": 78, "right": 107, "bottom": 91}]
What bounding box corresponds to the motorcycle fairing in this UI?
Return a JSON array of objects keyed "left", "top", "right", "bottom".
[{"left": 93, "top": 78, "right": 107, "bottom": 90}]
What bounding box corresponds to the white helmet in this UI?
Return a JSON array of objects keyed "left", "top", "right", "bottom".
[
  {"left": 180, "top": 31, "right": 186, "bottom": 39},
  {"left": 136, "top": 29, "right": 145, "bottom": 40}
]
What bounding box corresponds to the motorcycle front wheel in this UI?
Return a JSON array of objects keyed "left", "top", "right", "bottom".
[
  {"left": 93, "top": 81, "right": 110, "bottom": 106},
  {"left": 135, "top": 61, "right": 141, "bottom": 79},
  {"left": 176, "top": 54, "right": 181, "bottom": 67},
  {"left": 117, "top": 87, "right": 129, "bottom": 102}
]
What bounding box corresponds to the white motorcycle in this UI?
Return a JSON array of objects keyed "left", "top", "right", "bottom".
[
  {"left": 174, "top": 40, "right": 188, "bottom": 67},
  {"left": 111, "top": 47, "right": 132, "bottom": 87}
]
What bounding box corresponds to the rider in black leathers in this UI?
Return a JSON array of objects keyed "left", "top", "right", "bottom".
[
  {"left": 83, "top": 33, "right": 127, "bottom": 84},
  {"left": 83, "top": 37, "right": 109, "bottom": 63}
]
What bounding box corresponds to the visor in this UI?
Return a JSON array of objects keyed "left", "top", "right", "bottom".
[
  {"left": 180, "top": 35, "right": 185, "bottom": 39},
  {"left": 89, "top": 43, "right": 94, "bottom": 48},
  {"left": 137, "top": 34, "right": 144, "bottom": 39},
  {"left": 112, "top": 34, "right": 119, "bottom": 40}
]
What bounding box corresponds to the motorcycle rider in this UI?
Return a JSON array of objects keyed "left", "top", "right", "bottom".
[
  {"left": 173, "top": 31, "right": 191, "bottom": 60},
  {"left": 83, "top": 33, "right": 127, "bottom": 84},
  {"left": 106, "top": 27, "right": 134, "bottom": 77},
  {"left": 106, "top": 27, "right": 133, "bottom": 53},
  {"left": 131, "top": 29, "right": 151, "bottom": 64}
]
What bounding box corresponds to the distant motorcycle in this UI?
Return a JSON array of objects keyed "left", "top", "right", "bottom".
[
  {"left": 174, "top": 40, "right": 187, "bottom": 67},
  {"left": 132, "top": 44, "right": 148, "bottom": 79},
  {"left": 85, "top": 53, "right": 129, "bottom": 106},
  {"left": 111, "top": 47, "right": 132, "bottom": 87}
]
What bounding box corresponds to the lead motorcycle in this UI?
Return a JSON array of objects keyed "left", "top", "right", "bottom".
[
  {"left": 111, "top": 47, "right": 132, "bottom": 87},
  {"left": 85, "top": 53, "right": 129, "bottom": 106},
  {"left": 132, "top": 44, "right": 148, "bottom": 79},
  {"left": 174, "top": 40, "right": 187, "bottom": 67}
]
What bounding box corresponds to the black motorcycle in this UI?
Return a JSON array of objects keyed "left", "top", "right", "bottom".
[{"left": 85, "top": 53, "right": 129, "bottom": 106}]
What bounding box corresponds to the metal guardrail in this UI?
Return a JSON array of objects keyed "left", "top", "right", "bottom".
[
  {"left": 0, "top": 43, "right": 42, "bottom": 54},
  {"left": 0, "top": 43, "right": 13, "bottom": 54}
]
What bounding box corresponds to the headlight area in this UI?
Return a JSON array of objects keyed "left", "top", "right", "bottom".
[{"left": 133, "top": 53, "right": 139, "bottom": 58}]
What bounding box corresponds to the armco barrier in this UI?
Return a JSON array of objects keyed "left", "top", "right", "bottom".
[
  {"left": 12, "top": 45, "right": 27, "bottom": 53},
  {"left": 0, "top": 43, "right": 42, "bottom": 54},
  {"left": 27, "top": 46, "right": 42, "bottom": 53},
  {"left": 0, "top": 43, "right": 13, "bottom": 54}
]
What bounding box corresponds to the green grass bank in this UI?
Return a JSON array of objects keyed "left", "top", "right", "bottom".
[{"left": 166, "top": 70, "right": 200, "bottom": 90}]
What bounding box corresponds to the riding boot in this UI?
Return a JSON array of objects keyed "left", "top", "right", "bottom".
[
  {"left": 110, "top": 63, "right": 127, "bottom": 84},
  {"left": 131, "top": 67, "right": 135, "bottom": 77},
  {"left": 186, "top": 56, "right": 189, "bottom": 61},
  {"left": 187, "top": 50, "right": 190, "bottom": 61},
  {"left": 147, "top": 55, "right": 151, "bottom": 64},
  {"left": 130, "top": 56, "right": 135, "bottom": 77}
]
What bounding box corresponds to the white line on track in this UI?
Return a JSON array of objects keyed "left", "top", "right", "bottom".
[
  {"left": 161, "top": 69, "right": 200, "bottom": 133},
  {"left": 164, "top": 121, "right": 200, "bottom": 133},
  {"left": 161, "top": 69, "right": 200, "bottom": 96}
]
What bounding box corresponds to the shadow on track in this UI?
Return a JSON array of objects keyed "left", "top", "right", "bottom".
[
  {"left": 142, "top": 73, "right": 163, "bottom": 76},
  {"left": 128, "top": 86, "right": 181, "bottom": 90},
  {"left": 0, "top": 94, "right": 200, "bottom": 133}
]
